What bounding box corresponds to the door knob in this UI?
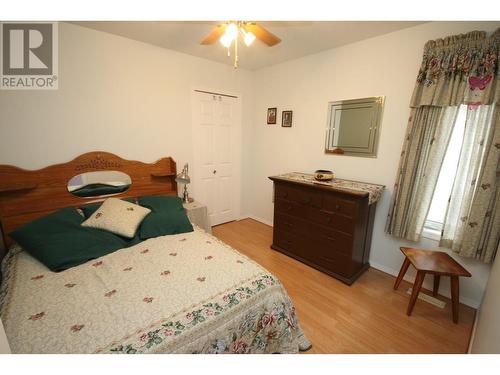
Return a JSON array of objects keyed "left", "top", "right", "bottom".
[{"left": 213, "top": 170, "right": 217, "bottom": 174}]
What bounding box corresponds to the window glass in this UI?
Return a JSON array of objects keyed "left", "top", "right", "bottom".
[{"left": 426, "top": 105, "right": 467, "bottom": 228}]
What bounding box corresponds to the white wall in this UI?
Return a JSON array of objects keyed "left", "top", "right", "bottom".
[
  {"left": 0, "top": 21, "right": 254, "bottom": 178},
  {"left": 245, "top": 21, "right": 500, "bottom": 308},
  {"left": 471, "top": 244, "right": 500, "bottom": 353}
]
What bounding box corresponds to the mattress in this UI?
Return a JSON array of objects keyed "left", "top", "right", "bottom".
[{"left": 0, "top": 227, "right": 310, "bottom": 354}]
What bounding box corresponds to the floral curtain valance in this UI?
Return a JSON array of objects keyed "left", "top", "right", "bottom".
[{"left": 411, "top": 28, "right": 500, "bottom": 108}]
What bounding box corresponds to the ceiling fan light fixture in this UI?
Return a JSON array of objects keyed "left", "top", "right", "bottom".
[
  {"left": 200, "top": 21, "right": 281, "bottom": 69},
  {"left": 220, "top": 33, "right": 232, "bottom": 48},
  {"left": 243, "top": 30, "right": 255, "bottom": 46},
  {"left": 224, "top": 23, "right": 238, "bottom": 41}
]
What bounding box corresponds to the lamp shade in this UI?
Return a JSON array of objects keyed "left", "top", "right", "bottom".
[{"left": 175, "top": 164, "right": 191, "bottom": 184}]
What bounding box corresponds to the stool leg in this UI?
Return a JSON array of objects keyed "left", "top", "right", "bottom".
[
  {"left": 451, "top": 276, "right": 459, "bottom": 324},
  {"left": 407, "top": 271, "right": 425, "bottom": 316},
  {"left": 394, "top": 257, "right": 411, "bottom": 290},
  {"left": 433, "top": 275, "right": 441, "bottom": 297}
]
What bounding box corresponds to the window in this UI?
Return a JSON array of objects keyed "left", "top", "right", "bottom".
[{"left": 424, "top": 105, "right": 467, "bottom": 239}]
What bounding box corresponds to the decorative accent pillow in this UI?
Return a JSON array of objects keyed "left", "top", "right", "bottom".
[
  {"left": 10, "top": 207, "right": 128, "bottom": 272},
  {"left": 80, "top": 197, "right": 136, "bottom": 219},
  {"left": 138, "top": 195, "right": 193, "bottom": 239},
  {"left": 82, "top": 198, "right": 151, "bottom": 238}
]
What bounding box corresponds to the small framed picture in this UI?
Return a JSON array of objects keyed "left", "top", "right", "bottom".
[
  {"left": 267, "top": 107, "right": 277, "bottom": 124},
  {"left": 282, "top": 110, "right": 293, "bottom": 127}
]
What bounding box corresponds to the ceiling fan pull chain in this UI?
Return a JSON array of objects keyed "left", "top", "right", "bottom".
[{"left": 234, "top": 34, "right": 239, "bottom": 69}]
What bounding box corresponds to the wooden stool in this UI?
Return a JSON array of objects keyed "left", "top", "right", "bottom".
[{"left": 393, "top": 247, "right": 471, "bottom": 324}]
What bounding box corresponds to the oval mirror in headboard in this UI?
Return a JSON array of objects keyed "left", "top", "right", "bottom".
[{"left": 67, "top": 170, "right": 131, "bottom": 198}]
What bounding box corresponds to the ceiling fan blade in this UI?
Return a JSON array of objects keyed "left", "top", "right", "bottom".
[
  {"left": 244, "top": 23, "right": 281, "bottom": 46},
  {"left": 200, "top": 24, "right": 227, "bottom": 45}
]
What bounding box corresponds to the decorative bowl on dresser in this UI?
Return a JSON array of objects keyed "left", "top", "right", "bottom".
[
  {"left": 313, "top": 169, "right": 334, "bottom": 181},
  {"left": 269, "top": 172, "right": 384, "bottom": 285}
]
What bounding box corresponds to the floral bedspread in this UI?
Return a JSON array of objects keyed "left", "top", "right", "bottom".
[{"left": 0, "top": 227, "right": 310, "bottom": 354}]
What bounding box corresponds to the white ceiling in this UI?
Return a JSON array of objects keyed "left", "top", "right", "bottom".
[{"left": 72, "top": 21, "right": 426, "bottom": 70}]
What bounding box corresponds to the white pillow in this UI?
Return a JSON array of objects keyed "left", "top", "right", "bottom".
[{"left": 82, "top": 198, "right": 151, "bottom": 238}]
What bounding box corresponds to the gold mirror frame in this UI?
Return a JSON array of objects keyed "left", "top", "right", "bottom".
[{"left": 325, "top": 96, "right": 384, "bottom": 158}]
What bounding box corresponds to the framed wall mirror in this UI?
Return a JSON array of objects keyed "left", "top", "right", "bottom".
[{"left": 325, "top": 96, "right": 384, "bottom": 157}]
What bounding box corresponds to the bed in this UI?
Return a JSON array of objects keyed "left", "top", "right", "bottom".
[{"left": 0, "top": 152, "right": 310, "bottom": 354}]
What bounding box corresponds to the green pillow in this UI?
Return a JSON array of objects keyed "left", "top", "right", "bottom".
[
  {"left": 126, "top": 233, "right": 143, "bottom": 247},
  {"left": 138, "top": 195, "right": 193, "bottom": 239},
  {"left": 80, "top": 197, "right": 135, "bottom": 218},
  {"left": 10, "top": 207, "right": 128, "bottom": 272},
  {"left": 71, "top": 183, "right": 130, "bottom": 198}
]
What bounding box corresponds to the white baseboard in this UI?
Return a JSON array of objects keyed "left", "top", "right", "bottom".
[
  {"left": 468, "top": 308, "right": 480, "bottom": 353},
  {"left": 243, "top": 215, "right": 274, "bottom": 227},
  {"left": 370, "top": 261, "right": 479, "bottom": 309}
]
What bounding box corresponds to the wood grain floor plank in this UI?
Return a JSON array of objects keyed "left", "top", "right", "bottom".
[{"left": 212, "top": 218, "right": 475, "bottom": 354}]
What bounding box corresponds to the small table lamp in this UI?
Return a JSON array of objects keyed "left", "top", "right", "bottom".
[{"left": 176, "top": 163, "right": 194, "bottom": 203}]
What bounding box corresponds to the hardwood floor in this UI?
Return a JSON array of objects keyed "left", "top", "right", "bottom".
[{"left": 212, "top": 218, "right": 476, "bottom": 354}]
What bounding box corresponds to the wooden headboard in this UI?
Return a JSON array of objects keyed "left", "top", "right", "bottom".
[{"left": 0, "top": 151, "right": 177, "bottom": 249}]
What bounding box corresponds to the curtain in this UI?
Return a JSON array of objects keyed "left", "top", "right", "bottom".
[
  {"left": 440, "top": 105, "right": 499, "bottom": 262},
  {"left": 411, "top": 29, "right": 500, "bottom": 107},
  {"left": 386, "top": 28, "right": 500, "bottom": 262},
  {"left": 385, "top": 106, "right": 458, "bottom": 241}
]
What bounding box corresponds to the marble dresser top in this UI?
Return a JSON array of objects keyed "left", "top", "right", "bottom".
[{"left": 273, "top": 172, "right": 385, "bottom": 205}]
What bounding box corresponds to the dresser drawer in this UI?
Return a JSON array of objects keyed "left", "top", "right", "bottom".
[
  {"left": 275, "top": 199, "right": 308, "bottom": 218},
  {"left": 323, "top": 195, "right": 358, "bottom": 218},
  {"left": 275, "top": 183, "right": 322, "bottom": 207},
  {"left": 308, "top": 208, "right": 355, "bottom": 234},
  {"left": 314, "top": 247, "right": 352, "bottom": 277},
  {"left": 274, "top": 213, "right": 310, "bottom": 237},
  {"left": 314, "top": 227, "right": 353, "bottom": 255},
  {"left": 273, "top": 228, "right": 310, "bottom": 260}
]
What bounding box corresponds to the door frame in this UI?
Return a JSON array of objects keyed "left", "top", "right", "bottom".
[{"left": 190, "top": 87, "right": 242, "bottom": 225}]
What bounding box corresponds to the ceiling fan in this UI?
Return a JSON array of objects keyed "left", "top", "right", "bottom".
[{"left": 200, "top": 21, "right": 281, "bottom": 69}]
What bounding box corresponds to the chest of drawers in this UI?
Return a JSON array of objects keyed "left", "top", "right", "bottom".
[{"left": 269, "top": 176, "right": 380, "bottom": 285}]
